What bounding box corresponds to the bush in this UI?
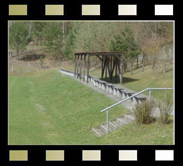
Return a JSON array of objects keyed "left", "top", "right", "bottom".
[
  {"left": 133, "top": 99, "right": 156, "bottom": 125},
  {"left": 157, "top": 94, "right": 173, "bottom": 124},
  {"left": 40, "top": 56, "right": 44, "bottom": 68}
]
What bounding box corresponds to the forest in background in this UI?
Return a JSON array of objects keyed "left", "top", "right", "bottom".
[{"left": 9, "top": 21, "right": 174, "bottom": 73}]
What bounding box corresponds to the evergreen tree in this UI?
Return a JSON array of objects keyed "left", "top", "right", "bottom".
[
  {"left": 63, "top": 31, "right": 76, "bottom": 60},
  {"left": 9, "top": 22, "right": 29, "bottom": 59},
  {"left": 42, "top": 22, "right": 63, "bottom": 59},
  {"left": 63, "top": 23, "right": 79, "bottom": 60},
  {"left": 32, "top": 22, "right": 47, "bottom": 45},
  {"left": 110, "top": 25, "right": 140, "bottom": 73}
]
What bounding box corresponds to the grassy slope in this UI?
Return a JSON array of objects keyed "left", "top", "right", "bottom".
[
  {"left": 90, "top": 65, "right": 173, "bottom": 102},
  {"left": 9, "top": 69, "right": 173, "bottom": 145},
  {"left": 9, "top": 70, "right": 127, "bottom": 145}
]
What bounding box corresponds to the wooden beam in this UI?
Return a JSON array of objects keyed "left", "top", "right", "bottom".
[
  {"left": 105, "top": 56, "right": 108, "bottom": 79},
  {"left": 116, "top": 56, "right": 123, "bottom": 63},
  {"left": 76, "top": 55, "right": 78, "bottom": 78},
  {"left": 80, "top": 55, "right": 82, "bottom": 80},
  {"left": 83, "top": 55, "right": 86, "bottom": 81},
  {"left": 109, "top": 55, "right": 112, "bottom": 80},
  {"left": 117, "top": 58, "right": 122, "bottom": 84},
  {"left": 74, "top": 55, "right": 76, "bottom": 78},
  {"left": 96, "top": 55, "right": 102, "bottom": 61},
  {"left": 101, "top": 56, "right": 104, "bottom": 78},
  {"left": 115, "top": 57, "right": 118, "bottom": 83},
  {"left": 102, "top": 56, "right": 107, "bottom": 78},
  {"left": 111, "top": 57, "right": 117, "bottom": 77},
  {"left": 107, "top": 57, "right": 111, "bottom": 78}
]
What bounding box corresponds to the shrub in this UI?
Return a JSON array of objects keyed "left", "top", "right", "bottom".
[
  {"left": 40, "top": 56, "right": 44, "bottom": 68},
  {"left": 157, "top": 94, "right": 173, "bottom": 124},
  {"left": 133, "top": 99, "right": 156, "bottom": 125}
]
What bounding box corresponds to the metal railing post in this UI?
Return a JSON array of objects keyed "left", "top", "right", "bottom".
[
  {"left": 106, "top": 110, "right": 109, "bottom": 133},
  {"left": 149, "top": 90, "right": 152, "bottom": 100}
]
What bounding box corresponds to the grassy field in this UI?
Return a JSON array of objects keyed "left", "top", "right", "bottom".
[{"left": 9, "top": 69, "right": 173, "bottom": 145}]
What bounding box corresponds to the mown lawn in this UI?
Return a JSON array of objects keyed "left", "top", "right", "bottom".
[{"left": 9, "top": 69, "right": 173, "bottom": 145}]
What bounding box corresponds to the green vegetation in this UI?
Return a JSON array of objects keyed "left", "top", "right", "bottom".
[
  {"left": 9, "top": 70, "right": 173, "bottom": 145},
  {"left": 110, "top": 25, "right": 140, "bottom": 74},
  {"left": 39, "top": 56, "right": 44, "bottom": 68},
  {"left": 9, "top": 70, "right": 127, "bottom": 145},
  {"left": 42, "top": 22, "right": 64, "bottom": 59},
  {"left": 133, "top": 100, "right": 156, "bottom": 125},
  {"left": 9, "top": 22, "right": 30, "bottom": 58},
  {"left": 157, "top": 93, "right": 173, "bottom": 124},
  {"left": 101, "top": 122, "right": 173, "bottom": 145}
]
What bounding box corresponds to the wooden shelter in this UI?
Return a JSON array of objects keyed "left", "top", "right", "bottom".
[{"left": 74, "top": 52, "right": 124, "bottom": 84}]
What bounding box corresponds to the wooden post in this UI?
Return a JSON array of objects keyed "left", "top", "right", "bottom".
[
  {"left": 87, "top": 54, "right": 89, "bottom": 83},
  {"left": 109, "top": 55, "right": 112, "bottom": 80},
  {"left": 74, "top": 55, "right": 76, "bottom": 78},
  {"left": 111, "top": 57, "right": 116, "bottom": 79},
  {"left": 115, "top": 57, "right": 117, "bottom": 83},
  {"left": 105, "top": 56, "right": 108, "bottom": 79},
  {"left": 107, "top": 57, "right": 109, "bottom": 78},
  {"left": 76, "top": 55, "right": 79, "bottom": 78},
  {"left": 118, "top": 55, "right": 123, "bottom": 84},
  {"left": 101, "top": 55, "right": 104, "bottom": 79},
  {"left": 80, "top": 55, "right": 82, "bottom": 80},
  {"left": 83, "top": 55, "right": 85, "bottom": 81}
]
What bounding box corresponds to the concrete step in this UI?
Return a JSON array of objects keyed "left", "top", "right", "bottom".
[
  {"left": 91, "top": 114, "right": 135, "bottom": 137},
  {"left": 110, "top": 120, "right": 123, "bottom": 128},
  {"left": 100, "top": 122, "right": 117, "bottom": 132},
  {"left": 109, "top": 121, "right": 120, "bottom": 129},
  {"left": 124, "top": 114, "right": 135, "bottom": 123},
  {"left": 116, "top": 117, "right": 132, "bottom": 125},
  {"left": 91, "top": 127, "right": 107, "bottom": 137}
]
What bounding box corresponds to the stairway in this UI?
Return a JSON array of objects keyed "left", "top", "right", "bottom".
[{"left": 91, "top": 114, "right": 135, "bottom": 137}]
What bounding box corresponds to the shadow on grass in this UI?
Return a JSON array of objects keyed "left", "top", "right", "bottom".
[
  {"left": 20, "top": 54, "right": 46, "bottom": 61},
  {"left": 101, "top": 76, "right": 139, "bottom": 84}
]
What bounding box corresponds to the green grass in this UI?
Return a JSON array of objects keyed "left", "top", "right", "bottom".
[
  {"left": 9, "top": 69, "right": 173, "bottom": 145},
  {"left": 90, "top": 64, "right": 174, "bottom": 102},
  {"left": 100, "top": 122, "right": 173, "bottom": 145}
]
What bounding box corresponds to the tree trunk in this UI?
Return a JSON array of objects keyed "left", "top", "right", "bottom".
[
  {"left": 130, "top": 60, "right": 133, "bottom": 75},
  {"left": 152, "top": 57, "right": 156, "bottom": 70},
  {"left": 164, "top": 62, "right": 167, "bottom": 73},
  {"left": 16, "top": 48, "right": 19, "bottom": 60},
  {"left": 142, "top": 54, "right": 145, "bottom": 72},
  {"left": 11, "top": 64, "right": 13, "bottom": 72}
]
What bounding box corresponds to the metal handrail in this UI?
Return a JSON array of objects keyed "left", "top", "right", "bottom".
[
  {"left": 101, "top": 88, "right": 174, "bottom": 113},
  {"left": 100, "top": 87, "right": 174, "bottom": 134}
]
